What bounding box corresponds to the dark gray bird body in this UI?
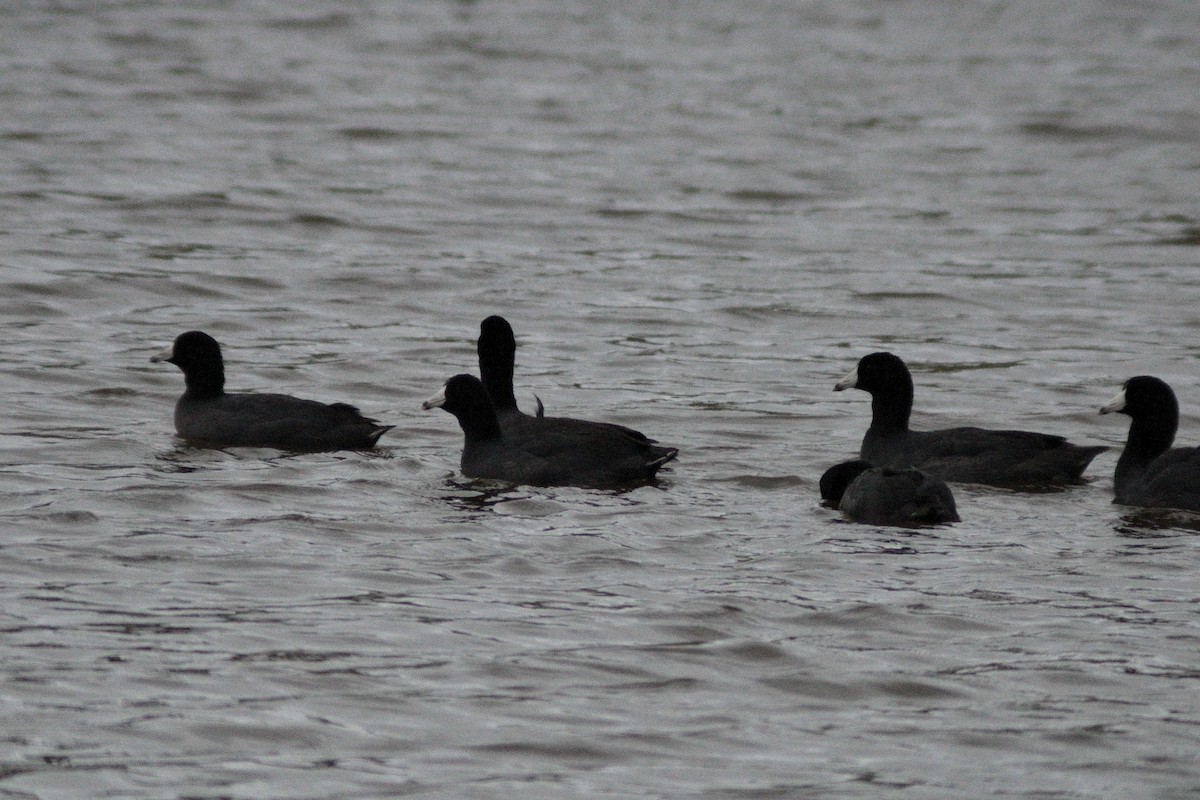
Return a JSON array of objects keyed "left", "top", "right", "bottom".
[{"left": 152, "top": 331, "right": 391, "bottom": 451}]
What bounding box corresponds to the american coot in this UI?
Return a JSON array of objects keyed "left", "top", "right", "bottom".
[
  {"left": 151, "top": 330, "right": 392, "bottom": 451},
  {"left": 423, "top": 374, "right": 677, "bottom": 489},
  {"left": 476, "top": 315, "right": 660, "bottom": 446},
  {"left": 820, "top": 459, "right": 959, "bottom": 526},
  {"left": 1100, "top": 376, "right": 1200, "bottom": 512},
  {"left": 835, "top": 352, "right": 1106, "bottom": 487}
]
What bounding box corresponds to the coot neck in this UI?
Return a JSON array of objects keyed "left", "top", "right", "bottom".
[
  {"left": 456, "top": 393, "right": 504, "bottom": 443},
  {"left": 181, "top": 361, "right": 225, "bottom": 400},
  {"left": 868, "top": 381, "right": 912, "bottom": 435},
  {"left": 478, "top": 351, "right": 518, "bottom": 414},
  {"left": 1115, "top": 406, "right": 1177, "bottom": 488}
]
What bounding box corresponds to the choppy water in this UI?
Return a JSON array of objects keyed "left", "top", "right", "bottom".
[{"left": 3, "top": 1, "right": 1200, "bottom": 797}]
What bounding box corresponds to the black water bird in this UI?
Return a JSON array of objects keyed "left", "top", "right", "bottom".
[
  {"left": 423, "top": 373, "right": 677, "bottom": 488},
  {"left": 835, "top": 352, "right": 1105, "bottom": 487},
  {"left": 151, "top": 330, "right": 391, "bottom": 451},
  {"left": 820, "top": 459, "right": 959, "bottom": 526},
  {"left": 1100, "top": 376, "right": 1200, "bottom": 512}
]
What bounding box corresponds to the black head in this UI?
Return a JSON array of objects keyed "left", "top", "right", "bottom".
[
  {"left": 423, "top": 373, "right": 502, "bottom": 440},
  {"left": 835, "top": 351, "right": 911, "bottom": 395},
  {"left": 151, "top": 330, "right": 220, "bottom": 368},
  {"left": 835, "top": 352, "right": 915, "bottom": 432},
  {"left": 478, "top": 315, "right": 517, "bottom": 360},
  {"left": 151, "top": 330, "right": 225, "bottom": 396},
  {"left": 1101, "top": 376, "right": 1178, "bottom": 421},
  {"left": 819, "top": 459, "right": 873, "bottom": 505}
]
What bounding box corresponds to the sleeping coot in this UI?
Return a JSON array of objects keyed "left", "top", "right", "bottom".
[
  {"left": 1100, "top": 376, "right": 1200, "bottom": 512},
  {"left": 423, "top": 373, "right": 676, "bottom": 488},
  {"left": 835, "top": 352, "right": 1105, "bottom": 487},
  {"left": 820, "top": 459, "right": 959, "bottom": 527},
  {"left": 151, "top": 330, "right": 392, "bottom": 451}
]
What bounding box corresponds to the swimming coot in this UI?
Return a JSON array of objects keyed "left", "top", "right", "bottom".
[
  {"left": 423, "top": 373, "right": 677, "bottom": 488},
  {"left": 1100, "top": 376, "right": 1200, "bottom": 512},
  {"left": 820, "top": 458, "right": 959, "bottom": 526},
  {"left": 151, "top": 330, "right": 392, "bottom": 451},
  {"left": 835, "top": 352, "right": 1105, "bottom": 487}
]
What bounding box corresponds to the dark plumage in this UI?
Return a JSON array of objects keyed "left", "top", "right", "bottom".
[
  {"left": 835, "top": 352, "right": 1105, "bottom": 487},
  {"left": 476, "top": 314, "right": 670, "bottom": 444},
  {"left": 819, "top": 458, "right": 874, "bottom": 506},
  {"left": 151, "top": 330, "right": 391, "bottom": 451},
  {"left": 477, "top": 315, "right": 538, "bottom": 426},
  {"left": 820, "top": 459, "right": 959, "bottom": 527},
  {"left": 423, "top": 374, "right": 677, "bottom": 488},
  {"left": 1100, "top": 376, "right": 1200, "bottom": 512}
]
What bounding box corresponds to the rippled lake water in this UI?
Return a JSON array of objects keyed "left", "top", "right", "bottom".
[{"left": 3, "top": 1, "right": 1200, "bottom": 797}]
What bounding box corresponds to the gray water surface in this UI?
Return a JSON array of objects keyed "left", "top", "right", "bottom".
[{"left": 3, "top": 1, "right": 1200, "bottom": 798}]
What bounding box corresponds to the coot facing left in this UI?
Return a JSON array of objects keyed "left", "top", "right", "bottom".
[
  {"left": 1100, "top": 376, "right": 1200, "bottom": 512},
  {"left": 152, "top": 330, "right": 392, "bottom": 451},
  {"left": 836, "top": 352, "right": 1105, "bottom": 488},
  {"left": 424, "top": 373, "right": 676, "bottom": 489}
]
